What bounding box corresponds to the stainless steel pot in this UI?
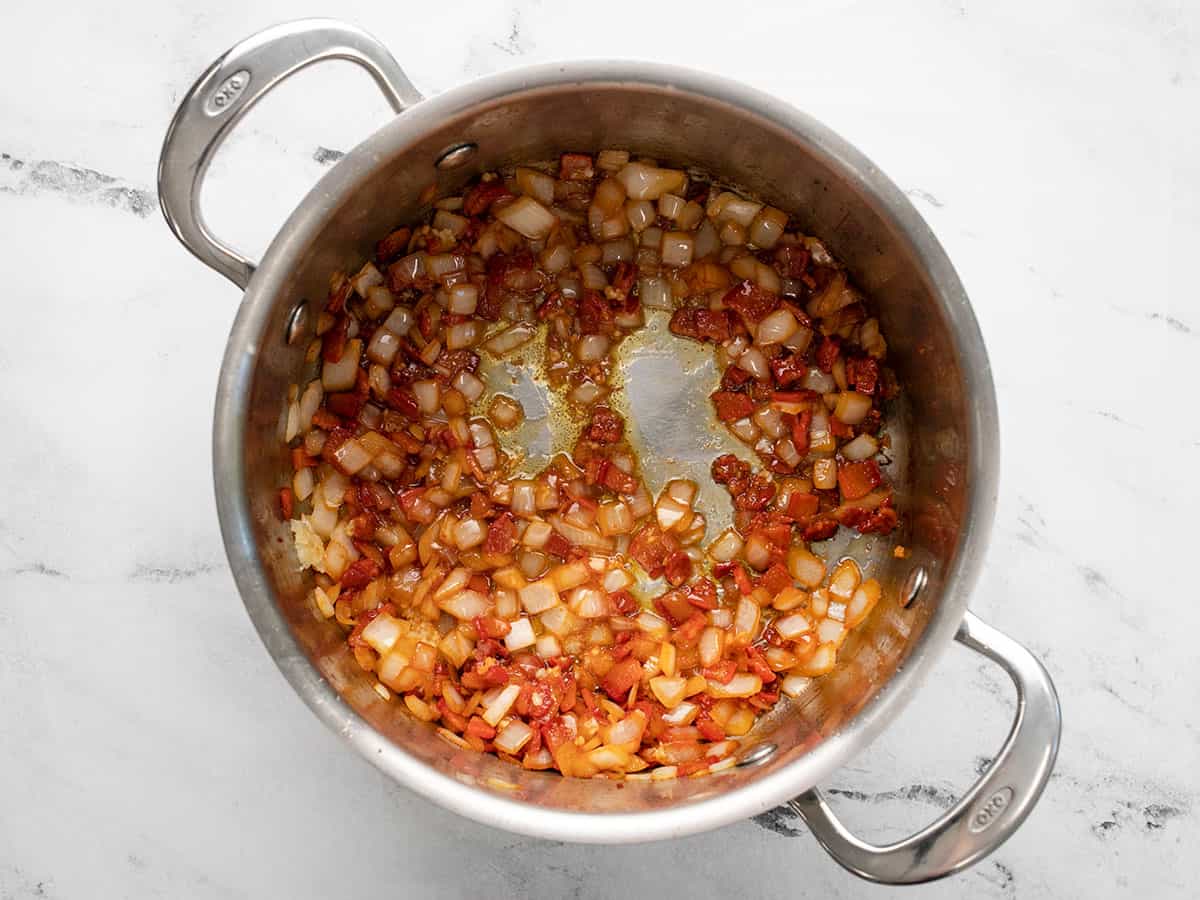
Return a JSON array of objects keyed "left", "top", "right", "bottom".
[{"left": 158, "top": 19, "right": 1061, "bottom": 883}]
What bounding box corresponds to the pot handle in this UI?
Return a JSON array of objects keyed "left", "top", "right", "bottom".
[
  {"left": 791, "top": 611, "right": 1061, "bottom": 884},
  {"left": 157, "top": 19, "right": 423, "bottom": 289}
]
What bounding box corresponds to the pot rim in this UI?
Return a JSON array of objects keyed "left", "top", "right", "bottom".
[{"left": 212, "top": 59, "right": 999, "bottom": 843}]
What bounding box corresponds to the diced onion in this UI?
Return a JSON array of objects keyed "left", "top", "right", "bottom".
[
  {"left": 482, "top": 683, "right": 521, "bottom": 726},
  {"left": 322, "top": 339, "right": 362, "bottom": 391},
  {"left": 638, "top": 276, "right": 673, "bottom": 310},
  {"left": 447, "top": 283, "right": 479, "bottom": 315},
  {"left": 737, "top": 347, "right": 769, "bottom": 380},
  {"left": 615, "top": 163, "right": 686, "bottom": 200},
  {"left": 756, "top": 308, "right": 799, "bottom": 345},
  {"left": 412, "top": 379, "right": 441, "bottom": 414},
  {"left": 576, "top": 334, "right": 611, "bottom": 363},
  {"left": 660, "top": 232, "right": 694, "bottom": 268},
  {"left": 834, "top": 391, "right": 872, "bottom": 426},
  {"left": 707, "top": 528, "right": 744, "bottom": 563},
  {"left": 484, "top": 323, "right": 537, "bottom": 355},
  {"left": 452, "top": 370, "right": 485, "bottom": 401},
  {"left": 504, "top": 617, "right": 537, "bottom": 651},
  {"left": 496, "top": 196, "right": 558, "bottom": 239},
  {"left": 841, "top": 433, "right": 879, "bottom": 461},
  {"left": 515, "top": 167, "right": 555, "bottom": 205}
]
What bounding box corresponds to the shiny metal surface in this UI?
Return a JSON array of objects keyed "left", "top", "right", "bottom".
[
  {"left": 159, "top": 19, "right": 1061, "bottom": 879},
  {"left": 157, "top": 19, "right": 423, "bottom": 288},
  {"left": 793, "top": 611, "right": 1061, "bottom": 883}
]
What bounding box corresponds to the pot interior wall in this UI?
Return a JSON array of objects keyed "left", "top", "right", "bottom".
[{"left": 238, "top": 80, "right": 971, "bottom": 815}]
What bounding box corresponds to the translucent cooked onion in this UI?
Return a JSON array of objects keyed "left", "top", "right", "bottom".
[
  {"left": 729, "top": 417, "right": 760, "bottom": 443},
  {"left": 787, "top": 546, "right": 826, "bottom": 588},
  {"left": 445, "top": 321, "right": 480, "bottom": 350},
  {"left": 496, "top": 196, "right": 558, "bottom": 239},
  {"left": 749, "top": 206, "right": 787, "bottom": 249},
  {"left": 660, "top": 232, "right": 694, "bottom": 268},
  {"left": 615, "top": 162, "right": 686, "bottom": 200},
  {"left": 494, "top": 719, "right": 534, "bottom": 754},
  {"left": 548, "top": 515, "right": 615, "bottom": 553},
  {"left": 707, "top": 528, "right": 744, "bottom": 562},
  {"left": 744, "top": 531, "right": 772, "bottom": 570},
  {"left": 576, "top": 333, "right": 611, "bottom": 363},
  {"left": 366, "top": 328, "right": 401, "bottom": 366},
  {"left": 812, "top": 458, "right": 838, "bottom": 490},
  {"left": 447, "top": 283, "right": 478, "bottom": 315},
  {"left": 515, "top": 167, "right": 555, "bottom": 206},
  {"left": 801, "top": 366, "right": 836, "bottom": 393},
  {"left": 453, "top": 517, "right": 487, "bottom": 550},
  {"left": 737, "top": 347, "right": 769, "bottom": 380},
  {"left": 412, "top": 379, "right": 440, "bottom": 414},
  {"left": 540, "top": 242, "right": 572, "bottom": 274},
  {"left": 383, "top": 306, "right": 413, "bottom": 336},
  {"left": 322, "top": 339, "right": 362, "bottom": 391},
  {"left": 597, "top": 501, "right": 635, "bottom": 536},
  {"left": 452, "top": 370, "right": 485, "bottom": 401},
  {"left": 625, "top": 200, "right": 655, "bottom": 232},
  {"left": 841, "top": 433, "right": 879, "bottom": 461},
  {"left": 488, "top": 394, "right": 524, "bottom": 429},
  {"left": 834, "top": 391, "right": 872, "bottom": 425},
  {"left": 602, "top": 237, "right": 635, "bottom": 265},
  {"left": 638, "top": 276, "right": 673, "bottom": 310},
  {"left": 484, "top": 323, "right": 537, "bottom": 355},
  {"left": 756, "top": 308, "right": 799, "bottom": 346}
]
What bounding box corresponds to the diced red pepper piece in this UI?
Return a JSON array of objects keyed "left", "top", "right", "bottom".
[
  {"left": 473, "top": 616, "right": 511, "bottom": 639},
  {"left": 802, "top": 519, "right": 839, "bottom": 542},
  {"left": 702, "top": 660, "right": 737, "bottom": 684},
  {"left": 760, "top": 563, "right": 792, "bottom": 596},
  {"left": 586, "top": 406, "right": 625, "bottom": 443},
  {"left": 321, "top": 316, "right": 349, "bottom": 363},
  {"left": 340, "top": 558, "right": 382, "bottom": 590},
  {"left": 465, "top": 716, "right": 497, "bottom": 741},
  {"left": 483, "top": 512, "right": 518, "bottom": 554},
  {"left": 601, "top": 656, "right": 643, "bottom": 702},
  {"left": 545, "top": 533, "right": 573, "bottom": 559},
  {"left": 463, "top": 181, "right": 513, "bottom": 217},
  {"left": 711, "top": 391, "right": 756, "bottom": 423},
  {"left": 375, "top": 226, "right": 412, "bottom": 264},
  {"left": 629, "top": 524, "right": 677, "bottom": 579},
  {"left": 578, "top": 289, "right": 615, "bottom": 335},
  {"left": 846, "top": 356, "right": 879, "bottom": 395},
  {"left": 676, "top": 613, "right": 708, "bottom": 645},
  {"left": 610, "top": 590, "right": 638, "bottom": 616},
  {"left": 838, "top": 460, "right": 883, "bottom": 501},
  {"left": 722, "top": 280, "right": 780, "bottom": 324},
  {"left": 669, "top": 307, "right": 734, "bottom": 344},
  {"left": 791, "top": 408, "right": 813, "bottom": 454},
  {"left": 815, "top": 336, "right": 840, "bottom": 373},
  {"left": 278, "top": 487, "right": 294, "bottom": 520},
  {"left": 663, "top": 550, "right": 693, "bottom": 586},
  {"left": 685, "top": 579, "right": 719, "bottom": 611},
  {"left": 559, "top": 153, "right": 595, "bottom": 181},
  {"left": 696, "top": 717, "right": 726, "bottom": 742},
  {"left": 732, "top": 563, "right": 754, "bottom": 596},
  {"left": 326, "top": 392, "right": 365, "bottom": 420},
  {"left": 785, "top": 491, "right": 820, "bottom": 520}
]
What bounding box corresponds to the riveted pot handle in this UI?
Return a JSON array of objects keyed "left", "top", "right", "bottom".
[
  {"left": 791, "top": 611, "right": 1061, "bottom": 884},
  {"left": 157, "top": 19, "right": 423, "bottom": 289}
]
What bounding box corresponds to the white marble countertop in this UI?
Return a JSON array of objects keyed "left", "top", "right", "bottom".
[{"left": 1, "top": 1, "right": 1195, "bottom": 897}]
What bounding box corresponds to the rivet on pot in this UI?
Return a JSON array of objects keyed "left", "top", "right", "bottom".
[
  {"left": 435, "top": 142, "right": 478, "bottom": 170},
  {"left": 736, "top": 742, "right": 777, "bottom": 768},
  {"left": 285, "top": 301, "right": 309, "bottom": 345},
  {"left": 902, "top": 565, "right": 928, "bottom": 608}
]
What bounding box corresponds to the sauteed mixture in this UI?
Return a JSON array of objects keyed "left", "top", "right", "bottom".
[{"left": 281, "top": 151, "right": 899, "bottom": 778}]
